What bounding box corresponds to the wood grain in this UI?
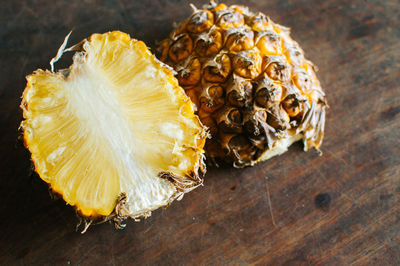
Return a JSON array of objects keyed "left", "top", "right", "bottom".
[{"left": 0, "top": 0, "right": 399, "bottom": 265}]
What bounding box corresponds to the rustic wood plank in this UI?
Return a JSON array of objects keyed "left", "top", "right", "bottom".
[{"left": 0, "top": 0, "right": 399, "bottom": 265}]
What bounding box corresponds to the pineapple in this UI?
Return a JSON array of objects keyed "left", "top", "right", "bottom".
[
  {"left": 20, "top": 31, "right": 207, "bottom": 231},
  {"left": 158, "top": 1, "right": 327, "bottom": 167}
]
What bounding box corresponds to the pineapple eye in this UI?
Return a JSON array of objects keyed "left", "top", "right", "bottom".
[
  {"left": 226, "top": 79, "right": 253, "bottom": 108},
  {"left": 249, "top": 12, "right": 270, "bottom": 31},
  {"left": 203, "top": 53, "right": 232, "bottom": 82},
  {"left": 255, "top": 81, "right": 283, "bottom": 109},
  {"left": 267, "top": 105, "right": 290, "bottom": 130},
  {"left": 228, "top": 135, "right": 257, "bottom": 166},
  {"left": 293, "top": 70, "right": 311, "bottom": 92},
  {"left": 265, "top": 59, "right": 290, "bottom": 82},
  {"left": 195, "top": 29, "right": 223, "bottom": 57},
  {"left": 243, "top": 110, "right": 268, "bottom": 140},
  {"left": 282, "top": 95, "right": 302, "bottom": 117},
  {"left": 256, "top": 31, "right": 282, "bottom": 55},
  {"left": 217, "top": 107, "right": 243, "bottom": 134},
  {"left": 169, "top": 34, "right": 193, "bottom": 62},
  {"left": 284, "top": 41, "right": 305, "bottom": 66},
  {"left": 187, "top": 10, "right": 214, "bottom": 33},
  {"left": 177, "top": 58, "right": 201, "bottom": 86},
  {"left": 208, "top": 84, "right": 224, "bottom": 99},
  {"left": 228, "top": 108, "right": 242, "bottom": 124},
  {"left": 225, "top": 28, "right": 254, "bottom": 53},
  {"left": 199, "top": 85, "right": 224, "bottom": 113},
  {"left": 233, "top": 51, "right": 263, "bottom": 79},
  {"left": 217, "top": 10, "right": 245, "bottom": 29}
]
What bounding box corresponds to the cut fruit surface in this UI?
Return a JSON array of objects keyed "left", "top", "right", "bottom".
[{"left": 21, "top": 31, "right": 206, "bottom": 222}]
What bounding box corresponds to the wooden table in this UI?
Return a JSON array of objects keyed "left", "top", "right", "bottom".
[{"left": 1, "top": 0, "right": 399, "bottom": 264}]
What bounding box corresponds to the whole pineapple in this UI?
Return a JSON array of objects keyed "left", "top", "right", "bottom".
[{"left": 159, "top": 1, "right": 327, "bottom": 167}]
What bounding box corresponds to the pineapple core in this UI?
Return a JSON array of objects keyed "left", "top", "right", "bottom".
[{"left": 21, "top": 32, "right": 205, "bottom": 218}]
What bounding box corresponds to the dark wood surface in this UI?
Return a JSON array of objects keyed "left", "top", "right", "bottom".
[{"left": 1, "top": 0, "right": 399, "bottom": 265}]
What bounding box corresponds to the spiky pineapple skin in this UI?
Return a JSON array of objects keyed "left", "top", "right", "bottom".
[{"left": 159, "top": 2, "right": 327, "bottom": 167}]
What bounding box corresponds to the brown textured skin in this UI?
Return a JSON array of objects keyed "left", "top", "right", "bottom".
[
  {"left": 158, "top": 2, "right": 327, "bottom": 167},
  {"left": 0, "top": 0, "right": 399, "bottom": 265}
]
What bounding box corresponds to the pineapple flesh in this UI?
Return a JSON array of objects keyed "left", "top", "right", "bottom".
[
  {"left": 159, "top": 2, "right": 327, "bottom": 167},
  {"left": 20, "top": 31, "right": 206, "bottom": 226}
]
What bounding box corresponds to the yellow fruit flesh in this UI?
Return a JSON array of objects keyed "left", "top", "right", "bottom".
[{"left": 21, "top": 32, "right": 205, "bottom": 217}]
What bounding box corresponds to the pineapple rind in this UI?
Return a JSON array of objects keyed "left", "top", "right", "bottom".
[{"left": 159, "top": 2, "right": 327, "bottom": 167}]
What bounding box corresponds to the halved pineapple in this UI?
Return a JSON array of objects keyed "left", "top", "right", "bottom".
[
  {"left": 20, "top": 31, "right": 207, "bottom": 229},
  {"left": 158, "top": 2, "right": 327, "bottom": 167}
]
